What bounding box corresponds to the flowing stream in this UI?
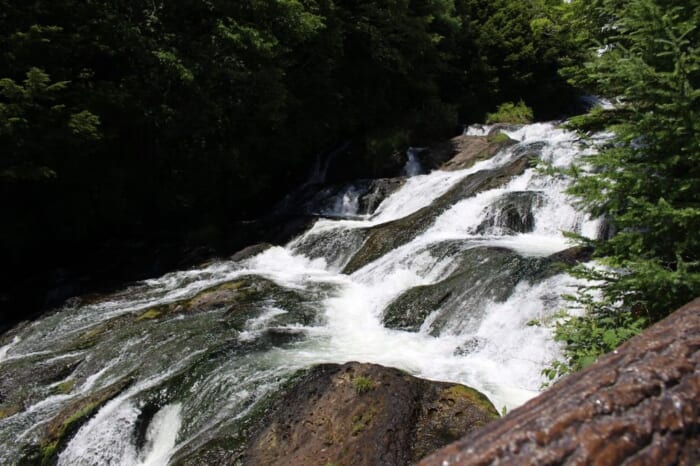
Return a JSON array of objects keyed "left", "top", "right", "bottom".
[{"left": 0, "top": 122, "right": 604, "bottom": 465}]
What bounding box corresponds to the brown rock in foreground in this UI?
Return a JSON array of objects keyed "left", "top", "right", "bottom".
[
  {"left": 241, "top": 362, "right": 499, "bottom": 466},
  {"left": 419, "top": 297, "right": 700, "bottom": 466}
]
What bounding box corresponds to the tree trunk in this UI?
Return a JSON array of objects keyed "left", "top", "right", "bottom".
[{"left": 419, "top": 297, "right": 700, "bottom": 466}]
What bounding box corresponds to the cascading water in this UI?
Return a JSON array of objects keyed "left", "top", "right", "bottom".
[
  {"left": 0, "top": 122, "right": 605, "bottom": 465},
  {"left": 403, "top": 147, "right": 426, "bottom": 176}
]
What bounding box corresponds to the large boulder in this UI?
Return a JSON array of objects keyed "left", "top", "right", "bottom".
[
  {"left": 239, "top": 362, "right": 499, "bottom": 466},
  {"left": 475, "top": 191, "right": 544, "bottom": 235},
  {"left": 382, "top": 243, "right": 597, "bottom": 335},
  {"left": 419, "top": 297, "right": 700, "bottom": 466},
  {"left": 422, "top": 133, "right": 517, "bottom": 172},
  {"left": 382, "top": 245, "right": 553, "bottom": 334}
]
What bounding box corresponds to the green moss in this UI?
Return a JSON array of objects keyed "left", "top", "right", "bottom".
[
  {"left": 38, "top": 401, "right": 99, "bottom": 465},
  {"left": 71, "top": 325, "right": 106, "bottom": 350},
  {"left": 352, "top": 376, "right": 375, "bottom": 394},
  {"left": 40, "top": 440, "right": 59, "bottom": 465},
  {"left": 485, "top": 101, "right": 533, "bottom": 124},
  {"left": 136, "top": 308, "right": 163, "bottom": 321},
  {"left": 53, "top": 379, "right": 76, "bottom": 395},
  {"left": 487, "top": 132, "right": 511, "bottom": 144},
  {"left": 351, "top": 408, "right": 377, "bottom": 435},
  {"left": 443, "top": 385, "right": 499, "bottom": 418},
  {"left": 0, "top": 404, "right": 22, "bottom": 420}
]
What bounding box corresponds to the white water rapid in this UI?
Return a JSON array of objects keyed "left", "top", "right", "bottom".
[{"left": 0, "top": 122, "right": 604, "bottom": 465}]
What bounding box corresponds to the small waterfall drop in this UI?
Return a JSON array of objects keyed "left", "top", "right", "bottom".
[
  {"left": 403, "top": 147, "right": 425, "bottom": 176},
  {"left": 0, "top": 121, "right": 607, "bottom": 465}
]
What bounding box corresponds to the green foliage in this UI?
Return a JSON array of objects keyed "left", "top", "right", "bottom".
[
  {"left": 545, "top": 296, "right": 647, "bottom": 379},
  {"left": 351, "top": 408, "right": 377, "bottom": 434},
  {"left": 68, "top": 111, "right": 101, "bottom": 140},
  {"left": 0, "top": 0, "right": 587, "bottom": 321},
  {"left": 485, "top": 101, "right": 534, "bottom": 124},
  {"left": 550, "top": 0, "right": 700, "bottom": 377},
  {"left": 352, "top": 376, "right": 375, "bottom": 395}
]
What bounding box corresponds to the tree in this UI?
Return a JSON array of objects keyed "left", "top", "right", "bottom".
[{"left": 551, "top": 0, "right": 700, "bottom": 375}]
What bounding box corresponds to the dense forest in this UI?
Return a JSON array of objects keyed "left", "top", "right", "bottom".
[
  {"left": 1, "top": 0, "right": 698, "bottom": 376},
  {"left": 0, "top": 0, "right": 583, "bottom": 328}
]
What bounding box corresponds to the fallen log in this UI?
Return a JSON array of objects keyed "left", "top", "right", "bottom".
[{"left": 419, "top": 297, "right": 700, "bottom": 466}]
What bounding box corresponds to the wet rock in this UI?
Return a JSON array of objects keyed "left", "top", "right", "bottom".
[
  {"left": 300, "top": 178, "right": 406, "bottom": 218},
  {"left": 290, "top": 227, "right": 370, "bottom": 271},
  {"left": 383, "top": 245, "right": 552, "bottom": 334},
  {"left": 476, "top": 191, "right": 544, "bottom": 235},
  {"left": 487, "top": 124, "right": 523, "bottom": 136},
  {"left": 547, "top": 245, "right": 594, "bottom": 268},
  {"left": 238, "top": 362, "right": 499, "bottom": 466},
  {"left": 357, "top": 178, "right": 406, "bottom": 215},
  {"left": 383, "top": 243, "right": 596, "bottom": 335},
  {"left": 453, "top": 337, "right": 486, "bottom": 356},
  {"left": 17, "top": 376, "right": 134, "bottom": 465},
  {"left": 343, "top": 155, "right": 533, "bottom": 274},
  {"left": 419, "top": 298, "right": 700, "bottom": 466},
  {"left": 230, "top": 244, "right": 273, "bottom": 262},
  {"left": 422, "top": 134, "right": 516, "bottom": 172},
  {"left": 0, "top": 355, "right": 84, "bottom": 419},
  {"left": 125, "top": 276, "right": 324, "bottom": 329}
]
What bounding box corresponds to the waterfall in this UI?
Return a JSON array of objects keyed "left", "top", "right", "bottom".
[
  {"left": 0, "top": 122, "right": 606, "bottom": 465},
  {"left": 403, "top": 147, "right": 426, "bottom": 176}
]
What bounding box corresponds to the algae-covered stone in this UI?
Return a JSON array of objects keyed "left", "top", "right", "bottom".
[
  {"left": 17, "top": 376, "right": 133, "bottom": 465},
  {"left": 411, "top": 384, "right": 499, "bottom": 461},
  {"left": 235, "top": 362, "right": 498, "bottom": 466},
  {"left": 0, "top": 355, "right": 83, "bottom": 419},
  {"left": 171, "top": 368, "right": 313, "bottom": 466}
]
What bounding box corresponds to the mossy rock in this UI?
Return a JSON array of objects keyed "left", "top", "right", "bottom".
[
  {"left": 171, "top": 368, "right": 313, "bottom": 466},
  {"left": 135, "top": 308, "right": 163, "bottom": 321},
  {"left": 68, "top": 313, "right": 133, "bottom": 351},
  {"left": 17, "top": 376, "right": 134, "bottom": 465},
  {"left": 441, "top": 385, "right": 500, "bottom": 416},
  {"left": 410, "top": 384, "right": 499, "bottom": 462},
  {"left": 421, "top": 132, "right": 516, "bottom": 171},
  {"left": 0, "top": 403, "right": 22, "bottom": 420},
  {"left": 237, "top": 362, "right": 499, "bottom": 466},
  {"left": 0, "top": 356, "right": 83, "bottom": 419},
  {"left": 52, "top": 379, "right": 77, "bottom": 395}
]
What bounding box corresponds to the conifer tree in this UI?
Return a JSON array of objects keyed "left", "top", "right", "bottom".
[{"left": 552, "top": 0, "right": 700, "bottom": 375}]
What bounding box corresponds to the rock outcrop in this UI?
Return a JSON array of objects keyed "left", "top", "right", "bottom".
[
  {"left": 382, "top": 245, "right": 554, "bottom": 333},
  {"left": 419, "top": 297, "right": 700, "bottom": 466},
  {"left": 238, "top": 362, "right": 499, "bottom": 466},
  {"left": 422, "top": 133, "right": 516, "bottom": 171}
]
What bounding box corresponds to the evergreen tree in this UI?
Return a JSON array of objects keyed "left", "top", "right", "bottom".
[{"left": 551, "top": 0, "right": 700, "bottom": 375}]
